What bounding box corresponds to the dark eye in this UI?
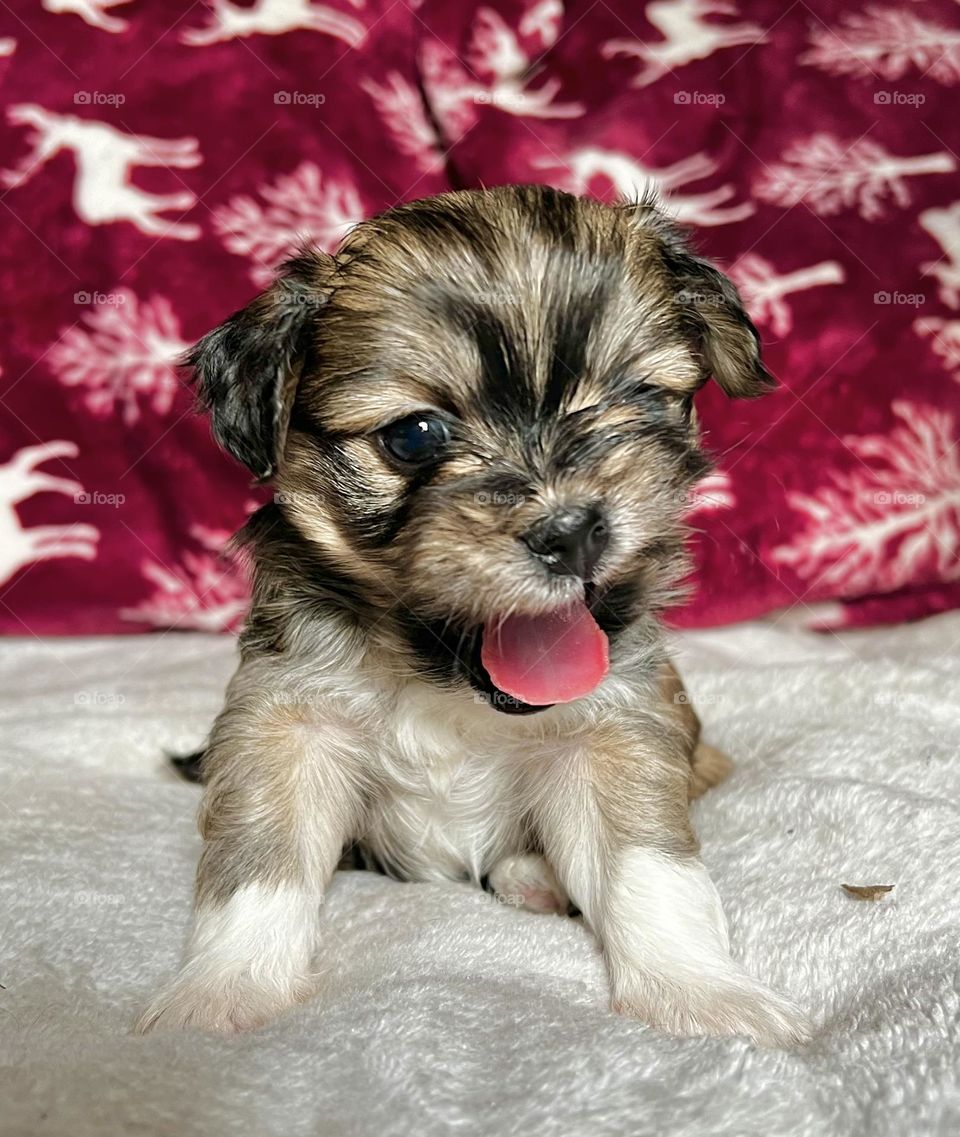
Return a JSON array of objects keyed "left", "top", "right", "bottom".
[{"left": 378, "top": 413, "right": 451, "bottom": 468}]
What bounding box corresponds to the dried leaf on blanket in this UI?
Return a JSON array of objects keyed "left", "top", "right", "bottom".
[{"left": 841, "top": 884, "right": 895, "bottom": 901}]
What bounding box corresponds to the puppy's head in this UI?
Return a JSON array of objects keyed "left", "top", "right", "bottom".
[{"left": 192, "top": 186, "right": 771, "bottom": 713}]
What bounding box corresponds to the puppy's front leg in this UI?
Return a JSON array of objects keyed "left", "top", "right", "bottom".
[
  {"left": 531, "top": 723, "right": 811, "bottom": 1047},
  {"left": 137, "top": 687, "right": 363, "bottom": 1034}
]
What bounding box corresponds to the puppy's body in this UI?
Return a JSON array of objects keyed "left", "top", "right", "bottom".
[{"left": 139, "top": 186, "right": 809, "bottom": 1045}]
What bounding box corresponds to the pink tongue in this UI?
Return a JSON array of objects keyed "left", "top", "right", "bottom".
[{"left": 481, "top": 601, "right": 609, "bottom": 706}]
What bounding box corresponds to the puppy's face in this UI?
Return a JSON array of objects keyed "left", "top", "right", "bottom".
[{"left": 193, "top": 186, "right": 770, "bottom": 712}]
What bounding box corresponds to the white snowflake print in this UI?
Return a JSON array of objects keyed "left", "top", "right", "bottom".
[
  {"left": 535, "top": 147, "right": 754, "bottom": 226},
  {"left": 361, "top": 73, "right": 445, "bottom": 175},
  {"left": 801, "top": 5, "right": 960, "bottom": 85},
  {"left": 2, "top": 105, "right": 201, "bottom": 240},
  {"left": 918, "top": 201, "right": 960, "bottom": 309},
  {"left": 771, "top": 402, "right": 960, "bottom": 595},
  {"left": 914, "top": 317, "right": 960, "bottom": 384},
  {"left": 753, "top": 134, "right": 956, "bottom": 221},
  {"left": 685, "top": 470, "right": 735, "bottom": 515},
  {"left": 0, "top": 436, "right": 99, "bottom": 587},
  {"left": 602, "top": 0, "right": 767, "bottom": 88},
  {"left": 0, "top": 37, "right": 16, "bottom": 56},
  {"left": 120, "top": 526, "right": 250, "bottom": 632},
  {"left": 42, "top": 0, "right": 133, "bottom": 34},
  {"left": 180, "top": 0, "right": 366, "bottom": 49},
  {"left": 46, "top": 292, "right": 189, "bottom": 425},
  {"left": 729, "top": 253, "right": 845, "bottom": 337},
  {"left": 213, "top": 163, "right": 364, "bottom": 287}
]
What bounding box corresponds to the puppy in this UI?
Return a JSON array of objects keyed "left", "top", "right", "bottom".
[{"left": 138, "top": 185, "right": 810, "bottom": 1046}]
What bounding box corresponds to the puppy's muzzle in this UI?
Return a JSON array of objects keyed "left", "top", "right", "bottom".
[{"left": 521, "top": 506, "right": 608, "bottom": 581}]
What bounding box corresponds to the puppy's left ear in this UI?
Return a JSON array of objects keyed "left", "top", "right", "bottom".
[
  {"left": 666, "top": 248, "right": 774, "bottom": 398},
  {"left": 188, "top": 250, "right": 335, "bottom": 480}
]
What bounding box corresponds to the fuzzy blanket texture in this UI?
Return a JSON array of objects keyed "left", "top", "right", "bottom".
[
  {"left": 1, "top": 0, "right": 960, "bottom": 637},
  {"left": 2, "top": 616, "right": 959, "bottom": 1136}
]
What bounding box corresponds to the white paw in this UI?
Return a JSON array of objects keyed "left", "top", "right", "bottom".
[
  {"left": 612, "top": 970, "right": 812, "bottom": 1049},
  {"left": 488, "top": 853, "right": 570, "bottom": 915},
  {"left": 135, "top": 967, "right": 317, "bottom": 1035}
]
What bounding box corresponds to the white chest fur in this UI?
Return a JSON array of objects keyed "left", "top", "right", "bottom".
[{"left": 362, "top": 682, "right": 529, "bottom": 883}]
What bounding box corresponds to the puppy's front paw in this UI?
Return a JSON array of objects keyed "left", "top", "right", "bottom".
[
  {"left": 612, "top": 971, "right": 812, "bottom": 1049},
  {"left": 488, "top": 853, "right": 570, "bottom": 914},
  {"left": 135, "top": 968, "right": 317, "bottom": 1035}
]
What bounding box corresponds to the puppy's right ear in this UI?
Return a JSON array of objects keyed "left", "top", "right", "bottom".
[{"left": 188, "top": 250, "right": 335, "bottom": 481}]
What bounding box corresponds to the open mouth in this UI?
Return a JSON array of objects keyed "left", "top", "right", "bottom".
[{"left": 471, "top": 584, "right": 609, "bottom": 714}]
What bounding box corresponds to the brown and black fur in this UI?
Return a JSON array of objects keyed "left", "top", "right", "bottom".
[
  {"left": 194, "top": 184, "right": 769, "bottom": 714},
  {"left": 141, "top": 186, "right": 810, "bottom": 1046}
]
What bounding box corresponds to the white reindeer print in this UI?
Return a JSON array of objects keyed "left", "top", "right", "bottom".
[
  {"left": 602, "top": 0, "right": 767, "bottom": 88},
  {"left": 0, "top": 439, "right": 99, "bottom": 587},
  {"left": 518, "top": 0, "right": 562, "bottom": 47},
  {"left": 466, "top": 6, "right": 583, "bottom": 118},
  {"left": 729, "top": 253, "right": 845, "bottom": 336},
  {"left": 180, "top": 0, "right": 366, "bottom": 48},
  {"left": 536, "top": 147, "right": 754, "bottom": 226},
  {"left": 419, "top": 6, "right": 582, "bottom": 137},
  {"left": 42, "top": 0, "right": 133, "bottom": 34},
  {"left": 2, "top": 105, "right": 201, "bottom": 240},
  {"left": 919, "top": 202, "right": 960, "bottom": 309}
]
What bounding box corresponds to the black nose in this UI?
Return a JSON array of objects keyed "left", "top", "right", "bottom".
[{"left": 522, "top": 507, "right": 609, "bottom": 581}]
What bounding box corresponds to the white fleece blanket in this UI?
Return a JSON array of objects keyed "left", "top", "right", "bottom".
[{"left": 2, "top": 616, "right": 959, "bottom": 1137}]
